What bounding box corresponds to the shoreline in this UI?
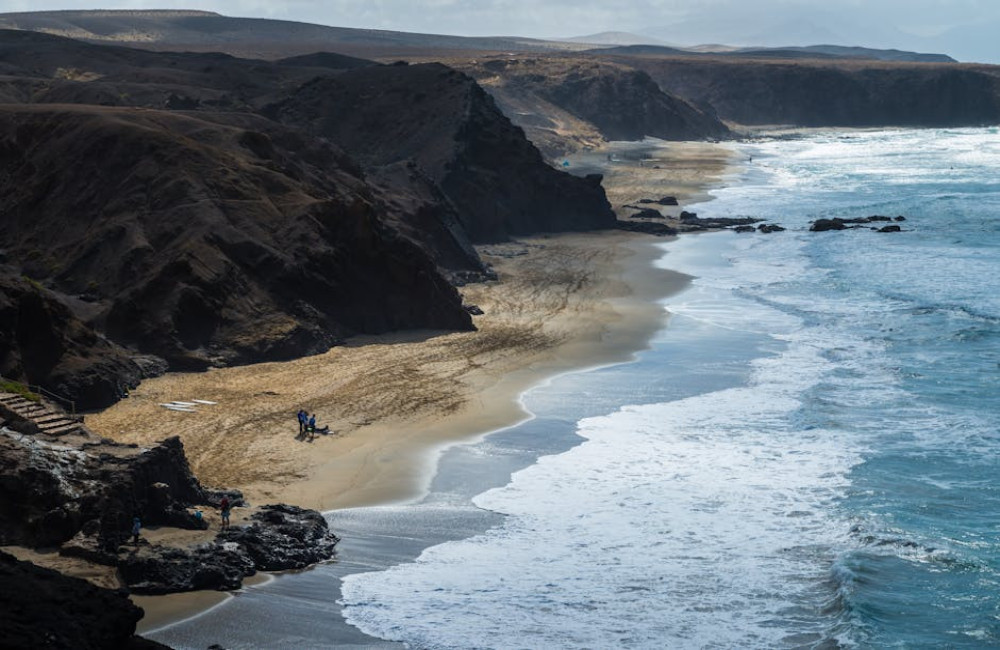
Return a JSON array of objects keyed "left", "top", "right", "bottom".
[{"left": 82, "top": 139, "right": 735, "bottom": 632}]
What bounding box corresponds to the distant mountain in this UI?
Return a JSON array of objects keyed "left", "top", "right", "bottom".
[
  {"left": 594, "top": 43, "right": 954, "bottom": 64},
  {"left": 740, "top": 45, "right": 954, "bottom": 63},
  {"left": 0, "top": 9, "right": 586, "bottom": 59}
]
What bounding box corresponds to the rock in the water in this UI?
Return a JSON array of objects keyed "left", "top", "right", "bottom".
[
  {"left": 216, "top": 504, "right": 340, "bottom": 572},
  {"left": 876, "top": 225, "right": 903, "bottom": 232},
  {"left": 810, "top": 218, "right": 849, "bottom": 231}
]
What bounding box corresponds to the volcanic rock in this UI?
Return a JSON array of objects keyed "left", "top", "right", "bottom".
[
  {"left": 265, "top": 62, "right": 617, "bottom": 242},
  {"left": 0, "top": 550, "right": 169, "bottom": 650}
]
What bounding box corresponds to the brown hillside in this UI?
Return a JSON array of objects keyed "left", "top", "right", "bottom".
[{"left": 0, "top": 105, "right": 472, "bottom": 377}]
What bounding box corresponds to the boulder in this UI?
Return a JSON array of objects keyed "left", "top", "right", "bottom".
[
  {"left": 118, "top": 544, "right": 254, "bottom": 595},
  {"left": 216, "top": 504, "right": 340, "bottom": 572}
]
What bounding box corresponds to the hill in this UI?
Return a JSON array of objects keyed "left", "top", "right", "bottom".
[
  {"left": 265, "top": 62, "right": 616, "bottom": 242},
  {"left": 0, "top": 29, "right": 624, "bottom": 406}
]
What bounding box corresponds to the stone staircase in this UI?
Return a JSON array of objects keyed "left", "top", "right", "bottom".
[{"left": 0, "top": 392, "right": 85, "bottom": 437}]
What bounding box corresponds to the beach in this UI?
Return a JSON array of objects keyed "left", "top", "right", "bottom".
[
  {"left": 87, "top": 140, "right": 731, "bottom": 513},
  {"left": 76, "top": 139, "right": 733, "bottom": 631}
]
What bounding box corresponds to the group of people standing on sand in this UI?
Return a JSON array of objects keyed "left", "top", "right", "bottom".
[{"left": 297, "top": 409, "right": 328, "bottom": 441}]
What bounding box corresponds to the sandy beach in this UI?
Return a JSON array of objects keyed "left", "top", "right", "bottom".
[
  {"left": 87, "top": 139, "right": 732, "bottom": 512},
  {"left": 78, "top": 139, "right": 733, "bottom": 628}
]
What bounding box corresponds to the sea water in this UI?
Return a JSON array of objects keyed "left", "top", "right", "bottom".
[
  {"left": 148, "top": 128, "right": 1000, "bottom": 649},
  {"left": 336, "top": 129, "right": 1000, "bottom": 649}
]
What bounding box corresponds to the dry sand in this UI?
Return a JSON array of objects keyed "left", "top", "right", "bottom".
[{"left": 76, "top": 141, "right": 732, "bottom": 626}]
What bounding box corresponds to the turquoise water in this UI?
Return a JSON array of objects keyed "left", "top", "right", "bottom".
[
  {"left": 339, "top": 129, "right": 1000, "bottom": 648},
  {"left": 151, "top": 128, "right": 1000, "bottom": 649}
]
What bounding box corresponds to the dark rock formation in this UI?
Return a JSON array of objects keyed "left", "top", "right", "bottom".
[
  {"left": 0, "top": 432, "right": 213, "bottom": 549},
  {"left": 0, "top": 270, "right": 150, "bottom": 410},
  {"left": 0, "top": 105, "right": 473, "bottom": 372},
  {"left": 616, "top": 221, "right": 678, "bottom": 236},
  {"left": 811, "top": 218, "right": 849, "bottom": 231},
  {"left": 0, "top": 426, "right": 339, "bottom": 596},
  {"left": 119, "top": 505, "right": 339, "bottom": 594},
  {"left": 810, "top": 215, "right": 908, "bottom": 232},
  {"left": 119, "top": 542, "right": 254, "bottom": 595},
  {"left": 216, "top": 504, "right": 339, "bottom": 571},
  {"left": 0, "top": 550, "right": 169, "bottom": 650},
  {"left": 676, "top": 215, "right": 761, "bottom": 231},
  {"left": 758, "top": 224, "right": 786, "bottom": 233},
  {"left": 462, "top": 57, "right": 730, "bottom": 150},
  {"left": 610, "top": 55, "right": 1000, "bottom": 128},
  {"left": 266, "top": 62, "right": 617, "bottom": 242},
  {"left": 624, "top": 207, "right": 665, "bottom": 220}
]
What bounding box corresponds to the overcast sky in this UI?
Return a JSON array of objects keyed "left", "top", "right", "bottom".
[{"left": 5, "top": 1, "right": 1000, "bottom": 61}]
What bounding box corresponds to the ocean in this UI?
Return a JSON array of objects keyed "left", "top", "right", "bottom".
[{"left": 150, "top": 128, "right": 1000, "bottom": 649}]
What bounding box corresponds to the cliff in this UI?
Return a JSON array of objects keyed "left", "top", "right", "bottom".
[
  {"left": 0, "top": 105, "right": 473, "bottom": 375},
  {"left": 459, "top": 56, "right": 730, "bottom": 156},
  {"left": 607, "top": 55, "right": 1000, "bottom": 127},
  {"left": 266, "top": 62, "right": 617, "bottom": 242}
]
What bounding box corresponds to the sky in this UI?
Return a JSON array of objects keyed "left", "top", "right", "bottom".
[{"left": 4, "top": 0, "right": 999, "bottom": 62}]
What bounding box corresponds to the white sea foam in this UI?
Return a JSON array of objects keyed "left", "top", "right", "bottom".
[{"left": 341, "top": 226, "right": 867, "bottom": 647}]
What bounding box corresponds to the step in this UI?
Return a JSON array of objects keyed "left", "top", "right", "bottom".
[
  {"left": 41, "top": 423, "right": 81, "bottom": 436},
  {"left": 35, "top": 414, "right": 71, "bottom": 425},
  {"left": 39, "top": 418, "right": 77, "bottom": 429},
  {"left": 2, "top": 395, "right": 39, "bottom": 406}
]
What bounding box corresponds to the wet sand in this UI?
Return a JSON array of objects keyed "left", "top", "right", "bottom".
[{"left": 80, "top": 140, "right": 733, "bottom": 628}]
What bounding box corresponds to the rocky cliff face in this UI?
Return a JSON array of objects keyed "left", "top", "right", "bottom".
[
  {"left": 0, "top": 271, "right": 150, "bottom": 409},
  {"left": 266, "top": 63, "right": 617, "bottom": 242},
  {"left": 461, "top": 56, "right": 730, "bottom": 154},
  {"left": 0, "top": 433, "right": 208, "bottom": 549},
  {"left": 0, "top": 105, "right": 472, "bottom": 374},
  {"left": 613, "top": 56, "right": 1000, "bottom": 127}
]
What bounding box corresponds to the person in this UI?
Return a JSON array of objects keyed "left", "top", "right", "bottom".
[
  {"left": 297, "top": 409, "right": 307, "bottom": 435},
  {"left": 308, "top": 413, "right": 317, "bottom": 441},
  {"left": 220, "top": 496, "right": 231, "bottom": 530},
  {"left": 131, "top": 516, "right": 141, "bottom": 545}
]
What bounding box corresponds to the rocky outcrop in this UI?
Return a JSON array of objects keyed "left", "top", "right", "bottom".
[
  {"left": 465, "top": 57, "right": 730, "bottom": 149},
  {"left": 0, "top": 426, "right": 340, "bottom": 596},
  {"left": 217, "top": 504, "right": 340, "bottom": 571},
  {"left": 609, "top": 55, "right": 1000, "bottom": 128},
  {"left": 118, "top": 504, "right": 340, "bottom": 594},
  {"left": 266, "top": 63, "right": 617, "bottom": 242},
  {"left": 0, "top": 432, "right": 212, "bottom": 549},
  {"left": 810, "top": 215, "right": 907, "bottom": 231},
  {"left": 0, "top": 270, "right": 150, "bottom": 410},
  {"left": 0, "top": 550, "right": 170, "bottom": 650}
]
